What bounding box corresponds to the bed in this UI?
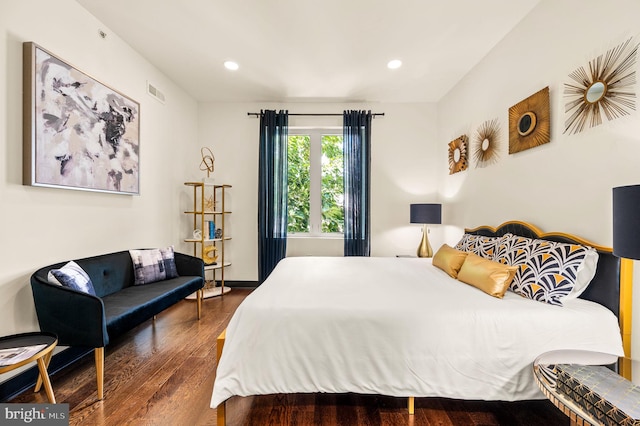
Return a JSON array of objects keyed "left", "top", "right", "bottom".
[{"left": 210, "top": 221, "right": 632, "bottom": 423}]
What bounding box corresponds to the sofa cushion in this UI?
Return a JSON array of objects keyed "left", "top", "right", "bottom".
[
  {"left": 129, "top": 247, "right": 179, "bottom": 285},
  {"left": 102, "top": 276, "right": 202, "bottom": 337},
  {"left": 48, "top": 261, "right": 96, "bottom": 296}
]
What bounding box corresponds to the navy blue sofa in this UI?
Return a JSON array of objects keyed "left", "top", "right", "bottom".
[{"left": 30, "top": 250, "right": 204, "bottom": 400}]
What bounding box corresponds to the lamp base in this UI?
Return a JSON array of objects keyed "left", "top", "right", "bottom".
[{"left": 417, "top": 224, "right": 433, "bottom": 258}]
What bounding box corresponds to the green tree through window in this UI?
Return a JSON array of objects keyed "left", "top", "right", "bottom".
[
  {"left": 321, "top": 135, "right": 344, "bottom": 233},
  {"left": 287, "top": 135, "right": 310, "bottom": 233},
  {"left": 287, "top": 132, "right": 343, "bottom": 234}
]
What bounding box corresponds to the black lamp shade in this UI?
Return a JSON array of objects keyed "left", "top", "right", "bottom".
[
  {"left": 410, "top": 204, "right": 442, "bottom": 224},
  {"left": 613, "top": 185, "right": 640, "bottom": 259}
]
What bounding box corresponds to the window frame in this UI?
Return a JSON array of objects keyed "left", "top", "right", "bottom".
[{"left": 288, "top": 127, "right": 344, "bottom": 238}]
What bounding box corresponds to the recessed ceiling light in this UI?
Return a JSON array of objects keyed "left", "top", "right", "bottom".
[
  {"left": 224, "top": 61, "right": 239, "bottom": 71},
  {"left": 387, "top": 59, "right": 402, "bottom": 69}
]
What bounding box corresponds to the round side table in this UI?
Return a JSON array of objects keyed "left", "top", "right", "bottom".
[{"left": 0, "top": 332, "right": 58, "bottom": 403}]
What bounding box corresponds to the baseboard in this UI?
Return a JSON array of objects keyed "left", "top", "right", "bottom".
[
  {"left": 218, "top": 280, "right": 258, "bottom": 288},
  {"left": 0, "top": 346, "right": 93, "bottom": 402}
]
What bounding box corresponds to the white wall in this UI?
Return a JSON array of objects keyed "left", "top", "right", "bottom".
[
  {"left": 0, "top": 0, "right": 198, "bottom": 357},
  {"left": 437, "top": 0, "right": 640, "bottom": 354},
  {"left": 197, "top": 102, "right": 438, "bottom": 280}
]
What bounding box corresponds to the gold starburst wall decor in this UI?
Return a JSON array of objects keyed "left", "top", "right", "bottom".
[
  {"left": 509, "top": 86, "right": 550, "bottom": 154},
  {"left": 564, "top": 37, "right": 637, "bottom": 135},
  {"left": 473, "top": 118, "right": 501, "bottom": 168},
  {"left": 448, "top": 135, "right": 468, "bottom": 175}
]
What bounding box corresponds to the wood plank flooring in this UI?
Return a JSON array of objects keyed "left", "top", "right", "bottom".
[{"left": 11, "top": 288, "right": 568, "bottom": 425}]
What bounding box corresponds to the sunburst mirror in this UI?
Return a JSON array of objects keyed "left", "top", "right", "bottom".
[
  {"left": 473, "top": 118, "right": 501, "bottom": 168},
  {"left": 508, "top": 86, "right": 550, "bottom": 154},
  {"left": 564, "top": 37, "right": 638, "bottom": 135},
  {"left": 448, "top": 135, "right": 468, "bottom": 175}
]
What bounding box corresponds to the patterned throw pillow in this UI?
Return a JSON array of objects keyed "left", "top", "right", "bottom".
[
  {"left": 129, "top": 246, "right": 179, "bottom": 285},
  {"left": 454, "top": 233, "right": 500, "bottom": 260},
  {"left": 48, "top": 261, "right": 96, "bottom": 295},
  {"left": 494, "top": 234, "right": 596, "bottom": 306}
]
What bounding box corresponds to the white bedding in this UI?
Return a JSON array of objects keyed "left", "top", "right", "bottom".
[{"left": 211, "top": 256, "right": 623, "bottom": 407}]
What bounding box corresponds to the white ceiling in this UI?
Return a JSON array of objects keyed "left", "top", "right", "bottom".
[{"left": 76, "top": 0, "right": 540, "bottom": 103}]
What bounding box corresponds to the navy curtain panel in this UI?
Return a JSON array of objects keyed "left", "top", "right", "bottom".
[
  {"left": 343, "top": 110, "right": 372, "bottom": 256},
  {"left": 258, "top": 109, "right": 289, "bottom": 283}
]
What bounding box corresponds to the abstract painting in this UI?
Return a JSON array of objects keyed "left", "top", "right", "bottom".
[{"left": 23, "top": 42, "right": 140, "bottom": 194}]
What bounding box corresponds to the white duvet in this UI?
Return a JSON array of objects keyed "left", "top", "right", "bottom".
[{"left": 211, "top": 256, "right": 623, "bottom": 407}]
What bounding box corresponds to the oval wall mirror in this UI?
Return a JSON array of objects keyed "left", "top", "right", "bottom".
[
  {"left": 585, "top": 81, "right": 606, "bottom": 103},
  {"left": 517, "top": 112, "right": 537, "bottom": 137},
  {"left": 453, "top": 148, "right": 461, "bottom": 162},
  {"left": 481, "top": 138, "right": 490, "bottom": 151}
]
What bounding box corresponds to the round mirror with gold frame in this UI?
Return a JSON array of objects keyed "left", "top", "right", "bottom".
[
  {"left": 473, "top": 118, "right": 500, "bottom": 168},
  {"left": 564, "top": 38, "right": 637, "bottom": 135},
  {"left": 448, "top": 135, "right": 468, "bottom": 175},
  {"left": 508, "top": 87, "right": 550, "bottom": 154}
]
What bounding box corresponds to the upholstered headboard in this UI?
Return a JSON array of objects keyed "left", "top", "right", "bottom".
[{"left": 465, "top": 221, "right": 631, "bottom": 355}]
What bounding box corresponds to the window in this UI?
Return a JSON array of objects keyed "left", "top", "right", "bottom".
[{"left": 287, "top": 129, "right": 344, "bottom": 235}]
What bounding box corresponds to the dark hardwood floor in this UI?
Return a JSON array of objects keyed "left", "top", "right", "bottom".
[{"left": 12, "top": 288, "right": 568, "bottom": 425}]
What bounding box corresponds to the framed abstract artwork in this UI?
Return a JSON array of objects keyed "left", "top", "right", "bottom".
[
  {"left": 23, "top": 42, "right": 140, "bottom": 194},
  {"left": 508, "top": 86, "right": 550, "bottom": 154}
]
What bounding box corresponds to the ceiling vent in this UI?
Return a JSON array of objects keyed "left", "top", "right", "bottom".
[{"left": 147, "top": 81, "right": 165, "bottom": 104}]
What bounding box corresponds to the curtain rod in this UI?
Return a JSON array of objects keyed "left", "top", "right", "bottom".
[{"left": 247, "top": 112, "right": 384, "bottom": 118}]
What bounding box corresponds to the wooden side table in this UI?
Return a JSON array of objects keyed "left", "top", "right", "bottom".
[{"left": 0, "top": 332, "right": 58, "bottom": 403}]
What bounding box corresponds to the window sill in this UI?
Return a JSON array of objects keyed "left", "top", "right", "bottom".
[{"left": 287, "top": 233, "right": 343, "bottom": 240}]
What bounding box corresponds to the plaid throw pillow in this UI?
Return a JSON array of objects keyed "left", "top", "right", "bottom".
[{"left": 129, "top": 246, "right": 178, "bottom": 285}]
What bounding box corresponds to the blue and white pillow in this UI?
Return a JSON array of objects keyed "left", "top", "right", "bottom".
[
  {"left": 129, "top": 246, "right": 178, "bottom": 285},
  {"left": 48, "top": 261, "right": 96, "bottom": 296}
]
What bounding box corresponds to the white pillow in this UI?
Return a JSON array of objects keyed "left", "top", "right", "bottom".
[{"left": 563, "top": 247, "right": 599, "bottom": 301}]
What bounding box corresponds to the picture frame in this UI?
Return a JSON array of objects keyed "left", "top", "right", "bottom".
[{"left": 23, "top": 42, "right": 140, "bottom": 195}]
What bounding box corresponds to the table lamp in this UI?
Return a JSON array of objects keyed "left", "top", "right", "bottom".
[
  {"left": 613, "top": 185, "right": 640, "bottom": 259},
  {"left": 612, "top": 184, "right": 639, "bottom": 361},
  {"left": 410, "top": 203, "right": 442, "bottom": 258}
]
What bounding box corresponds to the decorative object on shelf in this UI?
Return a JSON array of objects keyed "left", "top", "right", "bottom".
[
  {"left": 564, "top": 38, "right": 638, "bottom": 135},
  {"left": 199, "top": 147, "right": 215, "bottom": 178},
  {"left": 410, "top": 203, "right": 442, "bottom": 258},
  {"left": 215, "top": 228, "right": 223, "bottom": 239},
  {"left": 448, "top": 135, "right": 468, "bottom": 174},
  {"left": 208, "top": 221, "right": 215, "bottom": 240},
  {"left": 22, "top": 42, "right": 140, "bottom": 195},
  {"left": 205, "top": 195, "right": 214, "bottom": 212},
  {"left": 473, "top": 118, "right": 501, "bottom": 168},
  {"left": 202, "top": 245, "right": 218, "bottom": 265},
  {"left": 508, "top": 86, "right": 550, "bottom": 154}
]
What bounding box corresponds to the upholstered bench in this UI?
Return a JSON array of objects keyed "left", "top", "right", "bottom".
[{"left": 30, "top": 249, "right": 204, "bottom": 400}]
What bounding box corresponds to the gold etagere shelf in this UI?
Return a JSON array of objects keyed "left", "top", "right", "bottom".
[{"left": 184, "top": 182, "right": 232, "bottom": 299}]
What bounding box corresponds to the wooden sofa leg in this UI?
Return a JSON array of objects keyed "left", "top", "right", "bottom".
[
  {"left": 95, "top": 347, "right": 105, "bottom": 400},
  {"left": 408, "top": 397, "right": 415, "bottom": 414},
  {"left": 197, "top": 288, "right": 203, "bottom": 320}
]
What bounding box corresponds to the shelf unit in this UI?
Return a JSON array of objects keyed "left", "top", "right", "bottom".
[{"left": 184, "top": 182, "right": 232, "bottom": 298}]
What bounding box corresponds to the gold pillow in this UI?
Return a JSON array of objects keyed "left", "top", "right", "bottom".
[
  {"left": 457, "top": 253, "right": 518, "bottom": 298},
  {"left": 432, "top": 244, "right": 469, "bottom": 278}
]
